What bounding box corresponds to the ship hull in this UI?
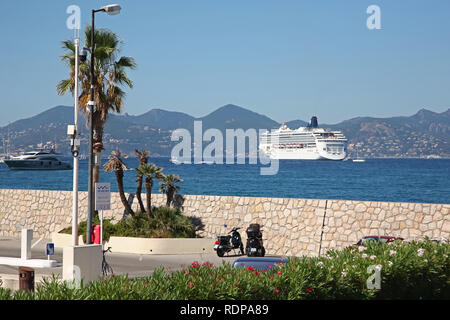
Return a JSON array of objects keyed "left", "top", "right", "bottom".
[
  {"left": 262, "top": 150, "right": 346, "bottom": 160},
  {"left": 260, "top": 144, "right": 347, "bottom": 161},
  {"left": 4, "top": 160, "right": 72, "bottom": 170}
]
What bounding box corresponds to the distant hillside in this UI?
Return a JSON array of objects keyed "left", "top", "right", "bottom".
[
  {"left": 199, "top": 104, "right": 279, "bottom": 131},
  {"left": 0, "top": 104, "right": 449, "bottom": 158},
  {"left": 122, "top": 109, "right": 196, "bottom": 131},
  {"left": 324, "top": 108, "right": 450, "bottom": 158}
]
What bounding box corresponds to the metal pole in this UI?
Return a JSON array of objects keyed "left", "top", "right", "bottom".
[
  {"left": 100, "top": 209, "right": 103, "bottom": 247},
  {"left": 72, "top": 37, "right": 80, "bottom": 246},
  {"left": 86, "top": 9, "right": 96, "bottom": 244}
]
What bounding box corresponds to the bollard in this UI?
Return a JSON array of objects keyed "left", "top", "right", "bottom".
[
  {"left": 21, "top": 229, "right": 33, "bottom": 260},
  {"left": 92, "top": 225, "right": 101, "bottom": 244},
  {"left": 18, "top": 266, "right": 34, "bottom": 291}
]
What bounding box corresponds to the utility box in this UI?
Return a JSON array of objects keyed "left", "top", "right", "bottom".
[
  {"left": 18, "top": 267, "right": 34, "bottom": 291},
  {"left": 63, "top": 244, "right": 102, "bottom": 286}
]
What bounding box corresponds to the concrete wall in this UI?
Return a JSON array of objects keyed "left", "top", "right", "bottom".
[{"left": 0, "top": 188, "right": 449, "bottom": 257}]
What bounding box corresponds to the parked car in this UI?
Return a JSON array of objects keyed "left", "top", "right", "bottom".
[
  {"left": 232, "top": 257, "right": 288, "bottom": 270},
  {"left": 430, "top": 237, "right": 449, "bottom": 244},
  {"left": 354, "top": 236, "right": 404, "bottom": 246}
]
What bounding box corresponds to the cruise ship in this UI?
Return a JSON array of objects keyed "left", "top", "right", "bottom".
[
  {"left": 259, "top": 116, "right": 347, "bottom": 160},
  {"left": 4, "top": 149, "right": 72, "bottom": 170}
]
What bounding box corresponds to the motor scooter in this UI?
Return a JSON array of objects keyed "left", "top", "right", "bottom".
[
  {"left": 245, "top": 223, "right": 265, "bottom": 257},
  {"left": 214, "top": 225, "right": 244, "bottom": 257}
]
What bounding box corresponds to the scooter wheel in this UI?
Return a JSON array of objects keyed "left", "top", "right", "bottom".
[
  {"left": 260, "top": 247, "right": 266, "bottom": 257},
  {"left": 217, "top": 248, "right": 225, "bottom": 257}
]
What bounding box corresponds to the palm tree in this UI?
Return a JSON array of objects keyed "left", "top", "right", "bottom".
[
  {"left": 57, "top": 25, "right": 136, "bottom": 183},
  {"left": 136, "top": 163, "right": 164, "bottom": 218},
  {"left": 159, "top": 174, "right": 183, "bottom": 207},
  {"left": 103, "top": 149, "right": 135, "bottom": 217},
  {"left": 134, "top": 149, "right": 149, "bottom": 214}
]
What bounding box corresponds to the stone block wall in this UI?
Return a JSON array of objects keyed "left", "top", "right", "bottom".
[{"left": 0, "top": 189, "right": 448, "bottom": 257}]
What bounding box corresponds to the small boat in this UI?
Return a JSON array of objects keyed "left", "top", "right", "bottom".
[
  {"left": 170, "top": 157, "right": 181, "bottom": 164},
  {"left": 4, "top": 149, "right": 72, "bottom": 170},
  {"left": 352, "top": 147, "right": 366, "bottom": 162}
]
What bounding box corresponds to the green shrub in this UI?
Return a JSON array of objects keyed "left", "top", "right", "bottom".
[
  {"left": 1, "top": 239, "right": 448, "bottom": 300},
  {"left": 60, "top": 207, "right": 196, "bottom": 240}
]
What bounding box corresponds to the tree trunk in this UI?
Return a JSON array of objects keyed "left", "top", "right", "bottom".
[
  {"left": 136, "top": 176, "right": 146, "bottom": 214},
  {"left": 166, "top": 188, "right": 174, "bottom": 207},
  {"left": 145, "top": 178, "right": 153, "bottom": 218},
  {"left": 116, "top": 169, "right": 135, "bottom": 217},
  {"left": 92, "top": 118, "right": 104, "bottom": 220}
]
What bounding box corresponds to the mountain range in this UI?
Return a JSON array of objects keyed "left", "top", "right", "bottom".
[{"left": 1, "top": 104, "right": 449, "bottom": 158}]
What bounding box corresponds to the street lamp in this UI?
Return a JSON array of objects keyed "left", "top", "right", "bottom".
[{"left": 86, "top": 4, "right": 121, "bottom": 244}]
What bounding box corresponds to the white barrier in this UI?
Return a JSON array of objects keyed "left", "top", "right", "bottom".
[{"left": 0, "top": 229, "right": 59, "bottom": 268}]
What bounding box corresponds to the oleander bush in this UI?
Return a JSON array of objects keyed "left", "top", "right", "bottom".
[{"left": 0, "top": 239, "right": 448, "bottom": 300}]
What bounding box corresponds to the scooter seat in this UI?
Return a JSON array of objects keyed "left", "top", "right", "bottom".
[{"left": 218, "top": 235, "right": 231, "bottom": 241}]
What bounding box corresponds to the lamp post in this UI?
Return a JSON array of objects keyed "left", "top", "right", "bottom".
[
  {"left": 72, "top": 36, "right": 80, "bottom": 246},
  {"left": 86, "top": 4, "right": 121, "bottom": 244}
]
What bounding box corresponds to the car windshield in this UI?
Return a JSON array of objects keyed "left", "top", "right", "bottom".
[
  {"left": 233, "top": 260, "right": 286, "bottom": 270},
  {"left": 361, "top": 237, "right": 379, "bottom": 244}
]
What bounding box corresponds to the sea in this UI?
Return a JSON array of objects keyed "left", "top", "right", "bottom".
[{"left": 0, "top": 158, "right": 449, "bottom": 204}]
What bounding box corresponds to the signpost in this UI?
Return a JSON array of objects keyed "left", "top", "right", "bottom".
[
  {"left": 95, "top": 182, "right": 111, "bottom": 246},
  {"left": 46, "top": 243, "right": 55, "bottom": 261}
]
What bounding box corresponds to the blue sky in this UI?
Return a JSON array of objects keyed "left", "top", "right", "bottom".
[{"left": 0, "top": 0, "right": 449, "bottom": 126}]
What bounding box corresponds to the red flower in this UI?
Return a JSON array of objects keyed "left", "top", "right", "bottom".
[
  {"left": 254, "top": 271, "right": 260, "bottom": 277},
  {"left": 306, "top": 287, "right": 312, "bottom": 293},
  {"left": 188, "top": 282, "right": 195, "bottom": 287},
  {"left": 246, "top": 266, "right": 255, "bottom": 271},
  {"left": 191, "top": 261, "right": 200, "bottom": 268},
  {"left": 274, "top": 288, "right": 279, "bottom": 293},
  {"left": 185, "top": 270, "right": 190, "bottom": 275},
  {"left": 277, "top": 271, "right": 282, "bottom": 276},
  {"left": 202, "top": 261, "right": 214, "bottom": 268}
]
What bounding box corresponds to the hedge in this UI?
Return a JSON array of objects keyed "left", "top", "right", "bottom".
[{"left": 0, "top": 239, "right": 448, "bottom": 300}]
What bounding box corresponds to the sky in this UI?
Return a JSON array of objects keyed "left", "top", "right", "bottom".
[{"left": 0, "top": 0, "right": 449, "bottom": 127}]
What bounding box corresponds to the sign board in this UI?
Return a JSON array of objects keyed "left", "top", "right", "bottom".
[
  {"left": 46, "top": 243, "right": 55, "bottom": 256},
  {"left": 95, "top": 182, "right": 111, "bottom": 210}
]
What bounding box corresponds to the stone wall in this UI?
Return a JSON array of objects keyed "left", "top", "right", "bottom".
[{"left": 0, "top": 189, "right": 449, "bottom": 257}]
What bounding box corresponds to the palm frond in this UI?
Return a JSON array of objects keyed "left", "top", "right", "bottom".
[
  {"left": 116, "top": 56, "right": 137, "bottom": 69},
  {"left": 57, "top": 79, "right": 74, "bottom": 96},
  {"left": 104, "top": 149, "right": 128, "bottom": 172}
]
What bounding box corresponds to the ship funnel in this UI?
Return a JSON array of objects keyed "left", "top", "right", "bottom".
[{"left": 309, "top": 116, "right": 318, "bottom": 128}]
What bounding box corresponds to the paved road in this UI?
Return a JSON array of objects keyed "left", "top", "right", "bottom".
[{"left": 0, "top": 236, "right": 240, "bottom": 279}]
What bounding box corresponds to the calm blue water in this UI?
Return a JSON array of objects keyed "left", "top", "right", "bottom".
[{"left": 0, "top": 158, "right": 449, "bottom": 204}]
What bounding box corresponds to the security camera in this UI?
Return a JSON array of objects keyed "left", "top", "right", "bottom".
[
  {"left": 79, "top": 48, "right": 89, "bottom": 62},
  {"left": 72, "top": 149, "right": 79, "bottom": 158}
]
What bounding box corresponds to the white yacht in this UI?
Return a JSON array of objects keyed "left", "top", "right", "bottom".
[
  {"left": 259, "top": 116, "right": 347, "bottom": 160},
  {"left": 4, "top": 149, "right": 72, "bottom": 170}
]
